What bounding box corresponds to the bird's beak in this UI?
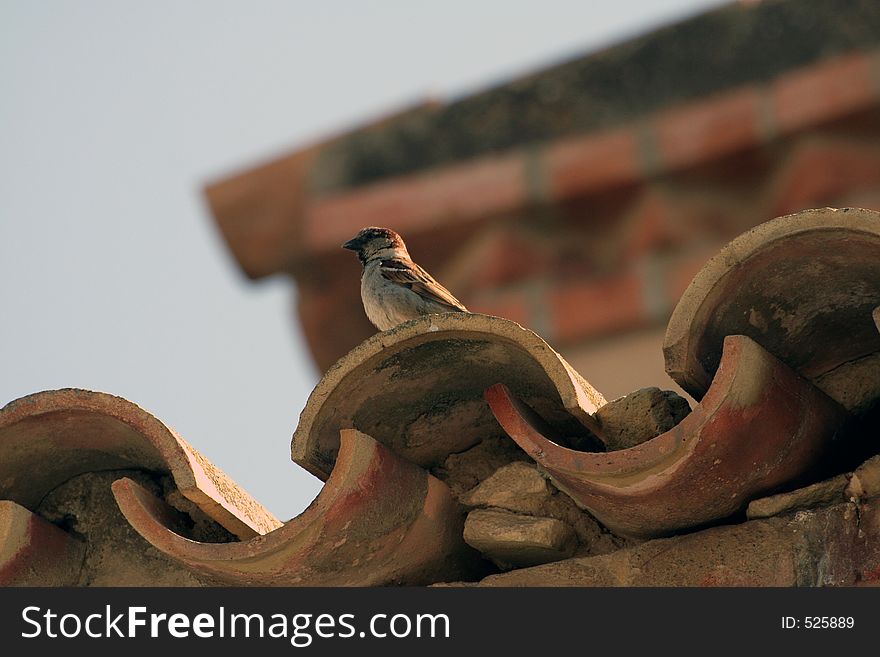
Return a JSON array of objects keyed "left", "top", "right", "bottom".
[{"left": 342, "top": 237, "right": 360, "bottom": 251}]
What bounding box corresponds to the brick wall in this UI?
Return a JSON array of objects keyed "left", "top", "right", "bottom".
[
  {"left": 292, "top": 94, "right": 880, "bottom": 397},
  {"left": 205, "top": 3, "right": 880, "bottom": 400}
]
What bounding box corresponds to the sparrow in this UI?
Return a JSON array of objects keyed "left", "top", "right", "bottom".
[{"left": 342, "top": 227, "right": 468, "bottom": 331}]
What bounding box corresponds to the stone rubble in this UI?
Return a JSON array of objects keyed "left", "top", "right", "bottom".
[
  {"left": 594, "top": 387, "right": 691, "bottom": 451},
  {"left": 458, "top": 460, "right": 629, "bottom": 569},
  {"left": 746, "top": 474, "right": 850, "bottom": 519},
  {"left": 463, "top": 509, "right": 577, "bottom": 570},
  {"left": 847, "top": 454, "right": 880, "bottom": 501}
]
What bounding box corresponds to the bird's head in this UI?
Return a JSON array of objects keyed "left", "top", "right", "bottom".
[{"left": 342, "top": 227, "right": 407, "bottom": 263}]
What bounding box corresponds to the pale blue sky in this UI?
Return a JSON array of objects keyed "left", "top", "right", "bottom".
[{"left": 1, "top": 0, "right": 727, "bottom": 518}]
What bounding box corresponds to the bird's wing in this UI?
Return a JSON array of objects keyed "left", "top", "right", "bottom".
[{"left": 379, "top": 258, "right": 467, "bottom": 311}]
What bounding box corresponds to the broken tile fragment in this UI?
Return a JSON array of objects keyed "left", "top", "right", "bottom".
[
  {"left": 594, "top": 387, "right": 691, "bottom": 451},
  {"left": 746, "top": 474, "right": 849, "bottom": 519},
  {"left": 292, "top": 313, "right": 606, "bottom": 480},
  {"left": 0, "top": 388, "right": 280, "bottom": 539},
  {"left": 486, "top": 335, "right": 847, "bottom": 539},
  {"left": 114, "top": 429, "right": 480, "bottom": 586},
  {"left": 663, "top": 207, "right": 880, "bottom": 412}
]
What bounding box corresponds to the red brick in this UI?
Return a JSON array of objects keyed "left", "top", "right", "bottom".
[
  {"left": 303, "top": 153, "right": 527, "bottom": 253},
  {"left": 643, "top": 193, "right": 757, "bottom": 250},
  {"left": 654, "top": 87, "right": 764, "bottom": 171},
  {"left": 550, "top": 274, "right": 647, "bottom": 343},
  {"left": 469, "top": 289, "right": 533, "bottom": 329},
  {"left": 545, "top": 128, "right": 641, "bottom": 201},
  {"left": 204, "top": 146, "right": 321, "bottom": 279},
  {"left": 297, "top": 276, "right": 375, "bottom": 371},
  {"left": 443, "top": 225, "right": 551, "bottom": 295},
  {"left": 664, "top": 245, "right": 726, "bottom": 309},
  {"left": 478, "top": 232, "right": 548, "bottom": 289},
  {"left": 772, "top": 53, "right": 877, "bottom": 136},
  {"left": 619, "top": 191, "right": 680, "bottom": 261},
  {"left": 768, "top": 138, "right": 880, "bottom": 215}
]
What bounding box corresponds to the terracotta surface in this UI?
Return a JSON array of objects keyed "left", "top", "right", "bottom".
[
  {"left": 6, "top": 1, "right": 880, "bottom": 588},
  {"left": 0, "top": 500, "right": 85, "bottom": 586},
  {"left": 113, "top": 429, "right": 477, "bottom": 586},
  {"left": 663, "top": 207, "right": 880, "bottom": 410},
  {"left": 291, "top": 313, "right": 607, "bottom": 480},
  {"left": 0, "top": 389, "right": 280, "bottom": 539},
  {"left": 486, "top": 335, "right": 847, "bottom": 539},
  {"left": 204, "top": 145, "right": 322, "bottom": 279}
]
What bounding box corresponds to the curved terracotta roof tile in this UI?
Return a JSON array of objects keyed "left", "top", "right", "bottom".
[
  {"left": 292, "top": 313, "right": 607, "bottom": 480},
  {"left": 486, "top": 335, "right": 846, "bottom": 539},
  {"left": 0, "top": 500, "right": 85, "bottom": 586},
  {"left": 0, "top": 389, "right": 280, "bottom": 539},
  {"left": 663, "top": 207, "right": 880, "bottom": 411},
  {"left": 113, "top": 429, "right": 476, "bottom": 585}
]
